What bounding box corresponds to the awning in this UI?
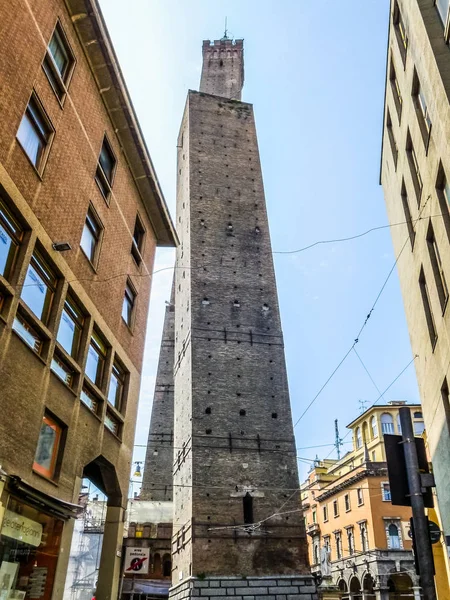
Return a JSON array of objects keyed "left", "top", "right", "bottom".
[{"left": 7, "top": 476, "right": 83, "bottom": 520}]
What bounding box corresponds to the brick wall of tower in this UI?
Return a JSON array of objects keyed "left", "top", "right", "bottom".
[
  {"left": 141, "top": 284, "right": 175, "bottom": 501},
  {"left": 200, "top": 40, "right": 244, "bottom": 101},
  {"left": 172, "top": 90, "right": 309, "bottom": 583}
]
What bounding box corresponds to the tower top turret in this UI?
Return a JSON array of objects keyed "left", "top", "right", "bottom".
[{"left": 199, "top": 38, "right": 244, "bottom": 100}]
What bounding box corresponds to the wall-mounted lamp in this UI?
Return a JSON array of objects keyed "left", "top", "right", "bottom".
[{"left": 52, "top": 242, "right": 72, "bottom": 252}]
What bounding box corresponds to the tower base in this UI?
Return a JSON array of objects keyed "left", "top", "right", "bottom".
[{"left": 169, "top": 576, "right": 318, "bottom": 600}]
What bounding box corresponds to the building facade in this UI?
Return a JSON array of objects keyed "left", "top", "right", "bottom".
[
  {"left": 380, "top": 0, "right": 450, "bottom": 589},
  {"left": 0, "top": 1, "right": 176, "bottom": 599},
  {"left": 168, "top": 36, "right": 316, "bottom": 600},
  {"left": 301, "top": 403, "right": 425, "bottom": 599}
]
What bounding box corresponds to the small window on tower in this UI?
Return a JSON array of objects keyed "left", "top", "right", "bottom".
[{"left": 243, "top": 492, "right": 253, "bottom": 524}]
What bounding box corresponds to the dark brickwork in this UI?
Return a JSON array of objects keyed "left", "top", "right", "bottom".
[
  {"left": 170, "top": 39, "right": 311, "bottom": 593},
  {"left": 141, "top": 282, "right": 175, "bottom": 501}
]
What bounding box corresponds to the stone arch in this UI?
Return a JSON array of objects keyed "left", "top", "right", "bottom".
[
  {"left": 83, "top": 455, "right": 122, "bottom": 506},
  {"left": 338, "top": 578, "right": 348, "bottom": 592},
  {"left": 387, "top": 572, "right": 414, "bottom": 596},
  {"left": 362, "top": 572, "right": 375, "bottom": 599},
  {"left": 154, "top": 552, "right": 162, "bottom": 577}
]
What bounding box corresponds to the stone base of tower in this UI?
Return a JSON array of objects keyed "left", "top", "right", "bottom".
[{"left": 169, "top": 576, "right": 318, "bottom": 600}]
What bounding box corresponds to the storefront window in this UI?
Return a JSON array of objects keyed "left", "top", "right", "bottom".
[{"left": 0, "top": 497, "right": 63, "bottom": 600}]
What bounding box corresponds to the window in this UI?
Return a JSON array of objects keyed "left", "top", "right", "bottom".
[
  {"left": 397, "top": 414, "right": 402, "bottom": 434},
  {"left": 355, "top": 427, "right": 362, "bottom": 449},
  {"left": 122, "top": 280, "right": 136, "bottom": 327},
  {"left": 407, "top": 133, "right": 423, "bottom": 205},
  {"left": 20, "top": 252, "right": 56, "bottom": 324},
  {"left": 386, "top": 111, "right": 398, "bottom": 168},
  {"left": 108, "top": 361, "right": 126, "bottom": 410},
  {"left": 401, "top": 181, "right": 415, "bottom": 249},
  {"left": 80, "top": 386, "right": 99, "bottom": 414},
  {"left": 313, "top": 543, "right": 319, "bottom": 565},
  {"left": 243, "top": 492, "right": 253, "bottom": 524},
  {"left": 12, "top": 313, "right": 43, "bottom": 354},
  {"left": 436, "top": 164, "right": 450, "bottom": 244},
  {"left": 344, "top": 494, "right": 351, "bottom": 512},
  {"left": 312, "top": 510, "right": 316, "bottom": 523},
  {"left": 333, "top": 499, "right": 339, "bottom": 517},
  {"left": 390, "top": 58, "right": 402, "bottom": 120},
  {"left": 51, "top": 354, "right": 74, "bottom": 387},
  {"left": 371, "top": 416, "right": 378, "bottom": 438},
  {"left": 413, "top": 71, "right": 432, "bottom": 149},
  {"left": 357, "top": 488, "right": 364, "bottom": 506},
  {"left": 427, "top": 223, "right": 449, "bottom": 312},
  {"left": 33, "top": 413, "right": 63, "bottom": 479},
  {"left": 80, "top": 206, "right": 102, "bottom": 266},
  {"left": 105, "top": 411, "right": 120, "bottom": 436},
  {"left": 335, "top": 532, "right": 342, "bottom": 559},
  {"left": 95, "top": 137, "right": 116, "bottom": 200},
  {"left": 414, "top": 421, "right": 425, "bottom": 435},
  {"left": 16, "top": 94, "right": 53, "bottom": 172},
  {"left": 442, "top": 378, "right": 450, "bottom": 429},
  {"left": 85, "top": 330, "right": 107, "bottom": 388},
  {"left": 0, "top": 198, "right": 22, "bottom": 280},
  {"left": 419, "top": 267, "right": 438, "bottom": 348},
  {"left": 360, "top": 523, "right": 368, "bottom": 552},
  {"left": 43, "top": 22, "right": 75, "bottom": 100},
  {"left": 414, "top": 411, "right": 423, "bottom": 419},
  {"left": 382, "top": 483, "right": 392, "bottom": 502},
  {"left": 131, "top": 215, "right": 145, "bottom": 265},
  {"left": 323, "top": 505, "right": 328, "bottom": 522},
  {"left": 393, "top": 2, "right": 408, "bottom": 64},
  {"left": 57, "top": 296, "right": 84, "bottom": 359},
  {"left": 381, "top": 413, "right": 394, "bottom": 434},
  {"left": 436, "top": 0, "right": 450, "bottom": 26},
  {"left": 388, "top": 523, "right": 401, "bottom": 549},
  {"left": 347, "top": 528, "right": 354, "bottom": 555}
]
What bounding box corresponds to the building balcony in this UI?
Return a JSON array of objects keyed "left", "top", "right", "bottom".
[{"left": 306, "top": 522, "right": 320, "bottom": 537}]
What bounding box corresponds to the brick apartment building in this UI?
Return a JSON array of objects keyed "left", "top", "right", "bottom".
[
  {"left": 0, "top": 1, "right": 176, "bottom": 599},
  {"left": 380, "top": 0, "right": 450, "bottom": 590}
]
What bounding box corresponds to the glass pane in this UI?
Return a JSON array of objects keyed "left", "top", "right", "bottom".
[
  {"left": 414, "top": 421, "right": 425, "bottom": 435},
  {"left": 108, "top": 372, "right": 120, "bottom": 407},
  {"left": 443, "top": 178, "right": 450, "bottom": 207},
  {"left": 57, "top": 306, "right": 77, "bottom": 356},
  {"left": 85, "top": 343, "right": 101, "bottom": 384},
  {"left": 80, "top": 388, "right": 98, "bottom": 412},
  {"left": 122, "top": 296, "right": 132, "bottom": 324},
  {"left": 12, "top": 316, "right": 42, "bottom": 353},
  {"left": 51, "top": 357, "right": 73, "bottom": 385},
  {"left": 17, "top": 111, "right": 44, "bottom": 167},
  {"left": 436, "top": 0, "right": 450, "bottom": 24},
  {"left": 34, "top": 419, "right": 58, "bottom": 475},
  {"left": 0, "top": 221, "right": 13, "bottom": 276},
  {"left": 80, "top": 222, "right": 96, "bottom": 261},
  {"left": 99, "top": 142, "right": 114, "bottom": 183},
  {"left": 21, "top": 262, "right": 50, "bottom": 320},
  {"left": 105, "top": 413, "right": 119, "bottom": 435},
  {"left": 49, "top": 30, "right": 69, "bottom": 78}
]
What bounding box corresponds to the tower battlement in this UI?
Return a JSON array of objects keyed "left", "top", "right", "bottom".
[{"left": 200, "top": 38, "right": 244, "bottom": 100}]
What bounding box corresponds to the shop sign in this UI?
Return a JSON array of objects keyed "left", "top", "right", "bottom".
[
  {"left": 124, "top": 547, "right": 150, "bottom": 575},
  {"left": 1, "top": 511, "right": 43, "bottom": 547}
]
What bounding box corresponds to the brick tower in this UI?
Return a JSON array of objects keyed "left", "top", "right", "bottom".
[
  {"left": 169, "top": 37, "right": 316, "bottom": 600},
  {"left": 141, "top": 283, "right": 175, "bottom": 502}
]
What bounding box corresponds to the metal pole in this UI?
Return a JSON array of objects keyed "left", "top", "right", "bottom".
[{"left": 399, "top": 407, "right": 437, "bottom": 600}]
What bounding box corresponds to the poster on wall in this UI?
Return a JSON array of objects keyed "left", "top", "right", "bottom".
[{"left": 124, "top": 548, "right": 150, "bottom": 575}]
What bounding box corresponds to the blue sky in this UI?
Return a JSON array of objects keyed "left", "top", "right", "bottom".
[{"left": 98, "top": 0, "right": 419, "bottom": 488}]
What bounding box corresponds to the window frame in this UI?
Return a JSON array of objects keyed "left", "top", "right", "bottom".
[
  {"left": 435, "top": 0, "right": 450, "bottom": 35},
  {"left": 393, "top": 1, "right": 408, "bottom": 66},
  {"left": 344, "top": 493, "right": 351, "bottom": 512},
  {"left": 85, "top": 328, "right": 108, "bottom": 389},
  {"left": 105, "top": 409, "right": 122, "bottom": 438},
  {"left": 95, "top": 136, "right": 117, "bottom": 202},
  {"left": 386, "top": 110, "right": 398, "bottom": 170},
  {"left": 401, "top": 180, "right": 415, "bottom": 250},
  {"left": 50, "top": 351, "right": 76, "bottom": 388},
  {"left": 389, "top": 57, "right": 402, "bottom": 122},
  {"left": 419, "top": 266, "right": 438, "bottom": 349},
  {"left": 16, "top": 92, "right": 55, "bottom": 175},
  {"left": 0, "top": 196, "right": 23, "bottom": 281},
  {"left": 122, "top": 279, "right": 137, "bottom": 328},
  {"left": 427, "top": 222, "right": 449, "bottom": 314},
  {"left": 333, "top": 499, "right": 339, "bottom": 518},
  {"left": 108, "top": 359, "right": 127, "bottom": 412},
  {"left": 20, "top": 251, "right": 57, "bottom": 325},
  {"left": 42, "top": 20, "right": 76, "bottom": 103},
  {"left": 57, "top": 294, "right": 85, "bottom": 360},
  {"left": 357, "top": 488, "right": 364, "bottom": 506},
  {"left": 131, "top": 214, "right": 146, "bottom": 265},
  {"left": 323, "top": 504, "right": 328, "bottom": 522},
  {"left": 33, "top": 413, "right": 64, "bottom": 480},
  {"left": 406, "top": 132, "right": 423, "bottom": 206},
  {"left": 80, "top": 205, "right": 103, "bottom": 268},
  {"left": 412, "top": 70, "right": 432, "bottom": 152},
  {"left": 382, "top": 482, "right": 392, "bottom": 502},
  {"left": 80, "top": 384, "right": 101, "bottom": 415},
  {"left": 12, "top": 311, "right": 44, "bottom": 355}
]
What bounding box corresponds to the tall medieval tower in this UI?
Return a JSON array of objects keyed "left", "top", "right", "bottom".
[{"left": 168, "top": 37, "right": 316, "bottom": 600}]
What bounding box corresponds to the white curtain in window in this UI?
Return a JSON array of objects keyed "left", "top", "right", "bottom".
[{"left": 17, "top": 113, "right": 41, "bottom": 166}]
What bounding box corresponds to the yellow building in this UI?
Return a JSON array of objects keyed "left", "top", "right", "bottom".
[{"left": 301, "top": 402, "right": 426, "bottom": 600}]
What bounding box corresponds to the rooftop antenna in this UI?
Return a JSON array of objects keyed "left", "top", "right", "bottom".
[
  {"left": 334, "top": 419, "right": 343, "bottom": 460},
  {"left": 358, "top": 399, "right": 368, "bottom": 413},
  {"left": 222, "top": 17, "right": 229, "bottom": 40}
]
